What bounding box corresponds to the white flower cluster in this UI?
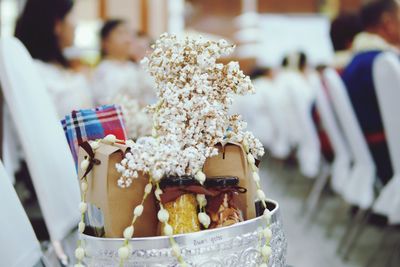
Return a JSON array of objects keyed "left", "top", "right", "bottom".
[
  {"left": 227, "top": 114, "right": 265, "bottom": 158},
  {"left": 117, "top": 137, "right": 210, "bottom": 181},
  {"left": 110, "top": 94, "right": 152, "bottom": 140},
  {"left": 116, "top": 33, "right": 264, "bottom": 183}
]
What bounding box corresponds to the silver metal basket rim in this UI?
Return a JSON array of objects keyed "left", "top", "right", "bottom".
[{"left": 80, "top": 199, "right": 279, "bottom": 249}]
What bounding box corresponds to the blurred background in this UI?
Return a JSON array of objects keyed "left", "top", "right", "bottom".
[
  {"left": 0, "top": 0, "right": 360, "bottom": 68},
  {"left": 1, "top": 1, "right": 400, "bottom": 267}
]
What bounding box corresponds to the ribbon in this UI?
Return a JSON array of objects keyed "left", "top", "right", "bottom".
[
  {"left": 206, "top": 186, "right": 247, "bottom": 214},
  {"left": 79, "top": 141, "right": 101, "bottom": 179},
  {"left": 160, "top": 185, "right": 216, "bottom": 204}
]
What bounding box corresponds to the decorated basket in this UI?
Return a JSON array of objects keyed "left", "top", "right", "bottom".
[
  {"left": 71, "top": 34, "right": 288, "bottom": 267},
  {"left": 80, "top": 200, "right": 286, "bottom": 267}
]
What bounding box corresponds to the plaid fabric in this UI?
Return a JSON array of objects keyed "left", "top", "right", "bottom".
[{"left": 62, "top": 105, "right": 127, "bottom": 165}]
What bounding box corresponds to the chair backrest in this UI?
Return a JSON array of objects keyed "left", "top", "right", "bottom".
[
  {"left": 0, "top": 161, "right": 42, "bottom": 267},
  {"left": 0, "top": 37, "right": 80, "bottom": 241},
  {"left": 373, "top": 52, "right": 400, "bottom": 173},
  {"left": 256, "top": 78, "right": 291, "bottom": 158},
  {"left": 309, "top": 72, "right": 352, "bottom": 193},
  {"left": 323, "top": 68, "right": 375, "bottom": 208},
  {"left": 323, "top": 69, "right": 373, "bottom": 164},
  {"left": 371, "top": 52, "right": 400, "bottom": 223},
  {"left": 2, "top": 105, "right": 21, "bottom": 184},
  {"left": 284, "top": 71, "right": 320, "bottom": 177}
]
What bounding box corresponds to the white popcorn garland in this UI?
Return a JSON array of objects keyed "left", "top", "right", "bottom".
[
  {"left": 259, "top": 208, "right": 273, "bottom": 266},
  {"left": 75, "top": 174, "right": 88, "bottom": 267},
  {"left": 118, "top": 172, "right": 188, "bottom": 266},
  {"left": 75, "top": 135, "right": 158, "bottom": 267},
  {"left": 196, "top": 194, "right": 210, "bottom": 228},
  {"left": 74, "top": 139, "right": 105, "bottom": 267},
  {"left": 74, "top": 135, "right": 139, "bottom": 267},
  {"left": 118, "top": 177, "right": 153, "bottom": 266},
  {"left": 155, "top": 183, "right": 188, "bottom": 266},
  {"left": 242, "top": 138, "right": 271, "bottom": 266}
]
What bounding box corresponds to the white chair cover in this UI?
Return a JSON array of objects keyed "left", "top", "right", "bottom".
[
  {"left": 255, "top": 78, "right": 291, "bottom": 158},
  {"left": 276, "top": 70, "right": 320, "bottom": 177},
  {"left": 0, "top": 161, "right": 42, "bottom": 267},
  {"left": 274, "top": 71, "right": 299, "bottom": 147},
  {"left": 0, "top": 37, "right": 80, "bottom": 241},
  {"left": 230, "top": 78, "right": 274, "bottom": 148},
  {"left": 2, "top": 104, "right": 22, "bottom": 184},
  {"left": 323, "top": 68, "right": 375, "bottom": 209},
  {"left": 372, "top": 52, "right": 400, "bottom": 224},
  {"left": 309, "top": 72, "right": 352, "bottom": 194}
]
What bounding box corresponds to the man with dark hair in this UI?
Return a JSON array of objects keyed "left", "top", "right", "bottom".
[
  {"left": 330, "top": 13, "right": 362, "bottom": 52},
  {"left": 342, "top": 0, "right": 400, "bottom": 185},
  {"left": 329, "top": 12, "right": 363, "bottom": 69},
  {"left": 360, "top": 0, "right": 400, "bottom": 44}
]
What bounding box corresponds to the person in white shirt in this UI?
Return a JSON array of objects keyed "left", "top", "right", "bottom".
[
  {"left": 92, "top": 19, "right": 156, "bottom": 138},
  {"left": 274, "top": 52, "right": 321, "bottom": 177},
  {"left": 230, "top": 68, "right": 274, "bottom": 152},
  {"left": 9, "top": 0, "right": 93, "bottom": 186},
  {"left": 253, "top": 68, "right": 291, "bottom": 159},
  {"left": 91, "top": 19, "right": 156, "bottom": 106},
  {"left": 15, "top": 0, "right": 93, "bottom": 119}
]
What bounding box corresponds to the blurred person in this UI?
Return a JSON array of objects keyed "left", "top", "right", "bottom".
[
  {"left": 352, "top": 0, "right": 400, "bottom": 52},
  {"left": 342, "top": 0, "right": 400, "bottom": 184},
  {"left": 91, "top": 19, "right": 155, "bottom": 139},
  {"left": 130, "top": 31, "right": 153, "bottom": 63},
  {"left": 330, "top": 13, "right": 363, "bottom": 70},
  {"left": 15, "top": 0, "right": 93, "bottom": 119},
  {"left": 231, "top": 68, "right": 274, "bottom": 151},
  {"left": 276, "top": 52, "right": 316, "bottom": 146},
  {"left": 281, "top": 52, "right": 311, "bottom": 76},
  {"left": 253, "top": 68, "right": 292, "bottom": 159},
  {"left": 91, "top": 19, "right": 155, "bottom": 106},
  {"left": 275, "top": 52, "right": 321, "bottom": 177}
]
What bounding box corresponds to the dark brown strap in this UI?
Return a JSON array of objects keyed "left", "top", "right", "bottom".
[
  {"left": 160, "top": 185, "right": 216, "bottom": 204},
  {"left": 79, "top": 141, "right": 101, "bottom": 179}
]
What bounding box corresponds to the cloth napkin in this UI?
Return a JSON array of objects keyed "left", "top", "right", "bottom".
[{"left": 61, "top": 105, "right": 127, "bottom": 165}]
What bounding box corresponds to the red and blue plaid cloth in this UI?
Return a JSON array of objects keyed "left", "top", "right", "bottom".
[{"left": 61, "top": 105, "right": 127, "bottom": 165}]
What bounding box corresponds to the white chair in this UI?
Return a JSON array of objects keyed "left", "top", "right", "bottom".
[
  {"left": 304, "top": 72, "right": 352, "bottom": 218},
  {"left": 372, "top": 52, "right": 400, "bottom": 224},
  {"left": 344, "top": 52, "right": 400, "bottom": 265},
  {"left": 2, "top": 104, "right": 21, "bottom": 184},
  {"left": 276, "top": 70, "right": 321, "bottom": 178},
  {"left": 259, "top": 78, "right": 291, "bottom": 159},
  {"left": 0, "top": 37, "right": 80, "bottom": 264},
  {"left": 323, "top": 68, "right": 379, "bottom": 260},
  {"left": 0, "top": 160, "right": 43, "bottom": 267},
  {"left": 323, "top": 68, "right": 376, "bottom": 209},
  {"left": 230, "top": 80, "right": 274, "bottom": 148},
  {"left": 310, "top": 72, "right": 352, "bottom": 195}
]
